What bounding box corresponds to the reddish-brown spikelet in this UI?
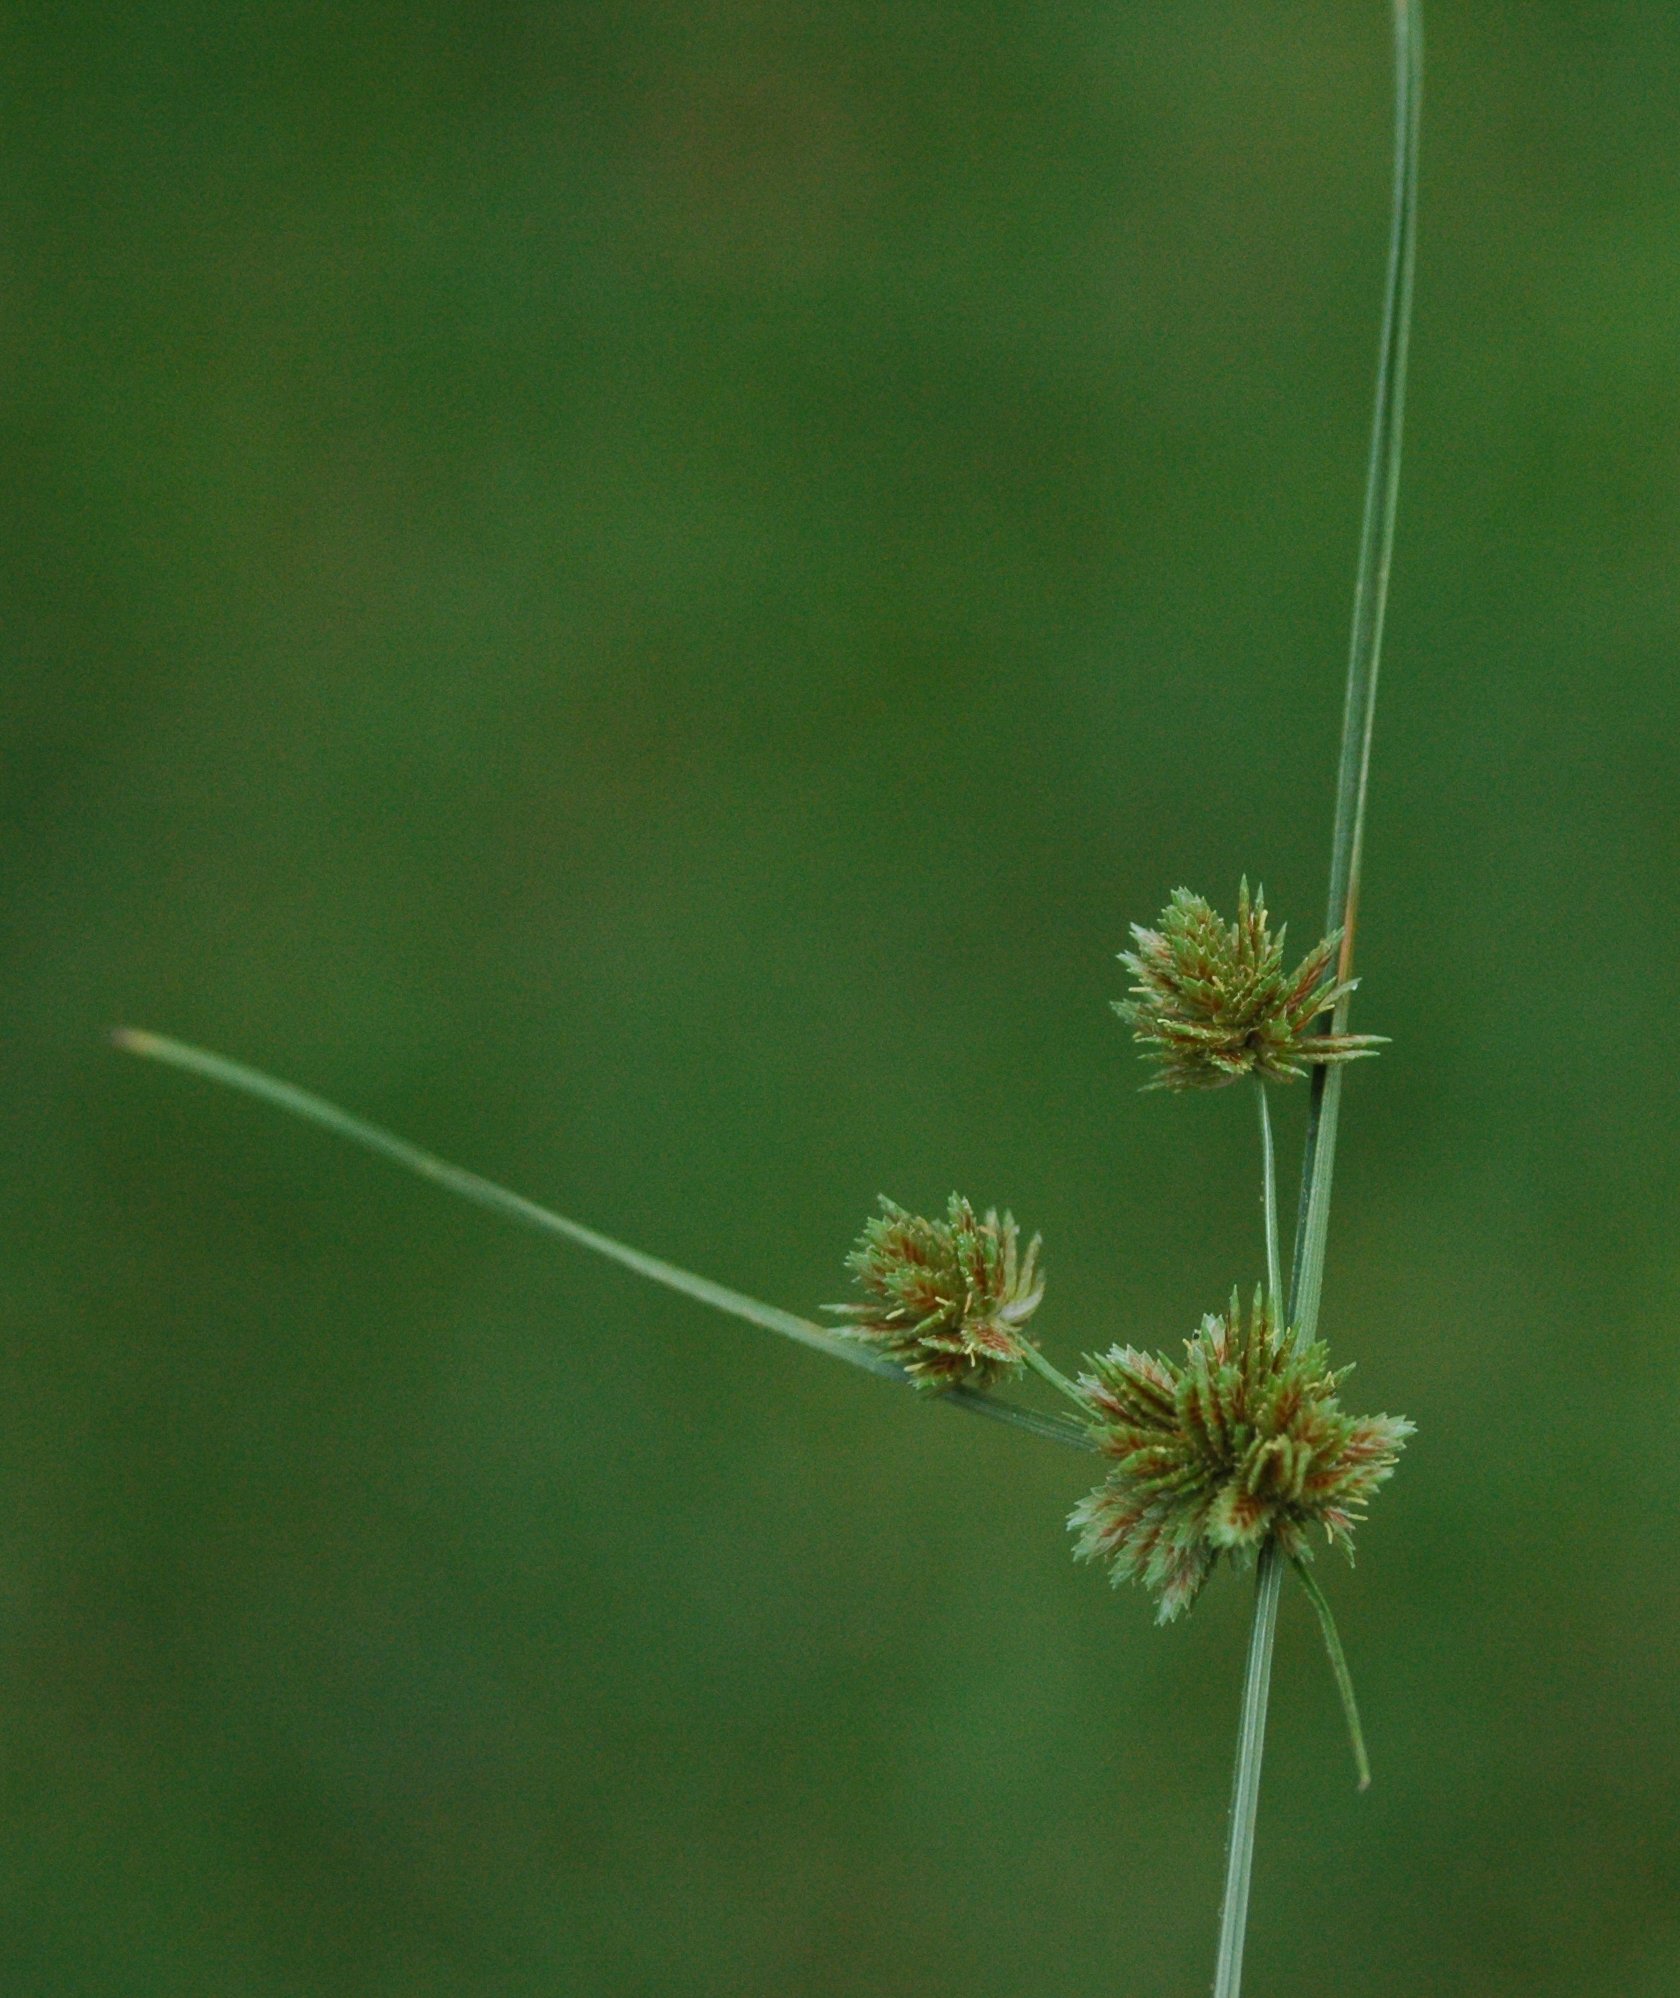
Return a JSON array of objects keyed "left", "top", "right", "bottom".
[
  {"left": 828, "top": 1194, "right": 1045, "bottom": 1391},
  {"left": 1070, "top": 1289, "right": 1411, "bottom": 1620},
  {"left": 1117, "top": 882, "right": 1387, "bottom": 1090}
]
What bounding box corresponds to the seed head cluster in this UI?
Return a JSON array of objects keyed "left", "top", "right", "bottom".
[
  {"left": 1118, "top": 881, "right": 1385, "bottom": 1089},
  {"left": 1070, "top": 1289, "right": 1411, "bottom": 1621},
  {"left": 830, "top": 1195, "right": 1044, "bottom": 1391}
]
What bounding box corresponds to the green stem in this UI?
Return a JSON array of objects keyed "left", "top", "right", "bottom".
[
  {"left": 1215, "top": 6, "right": 1421, "bottom": 1994},
  {"left": 1288, "top": 0, "right": 1422, "bottom": 1358},
  {"left": 1212, "top": 1542, "right": 1283, "bottom": 1998},
  {"left": 1256, "top": 1084, "right": 1281, "bottom": 1313},
  {"left": 1017, "top": 1338, "right": 1099, "bottom": 1417},
  {"left": 111, "top": 1029, "right": 1093, "bottom": 1455},
  {"left": 1291, "top": 1557, "right": 1372, "bottom": 1790}
]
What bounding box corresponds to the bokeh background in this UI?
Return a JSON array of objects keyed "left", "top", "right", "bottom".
[{"left": 4, "top": 2, "right": 1678, "bottom": 1992}]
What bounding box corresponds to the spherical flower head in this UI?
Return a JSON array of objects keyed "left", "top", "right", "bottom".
[
  {"left": 1069, "top": 1289, "right": 1411, "bottom": 1621},
  {"left": 1117, "top": 881, "right": 1385, "bottom": 1090},
  {"left": 828, "top": 1194, "right": 1045, "bottom": 1391}
]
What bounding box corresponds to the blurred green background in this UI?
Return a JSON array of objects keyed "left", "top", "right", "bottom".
[{"left": 4, "top": 2, "right": 1678, "bottom": 1992}]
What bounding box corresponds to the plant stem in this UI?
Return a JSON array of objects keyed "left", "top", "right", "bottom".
[
  {"left": 1288, "top": 0, "right": 1423, "bottom": 1361},
  {"left": 111, "top": 1029, "right": 1094, "bottom": 1454},
  {"left": 1256, "top": 1085, "right": 1281, "bottom": 1313},
  {"left": 1212, "top": 1541, "right": 1283, "bottom": 1998},
  {"left": 1212, "top": 5, "right": 1421, "bottom": 1992},
  {"left": 1017, "top": 1338, "right": 1099, "bottom": 1416},
  {"left": 1291, "top": 1556, "right": 1372, "bottom": 1790}
]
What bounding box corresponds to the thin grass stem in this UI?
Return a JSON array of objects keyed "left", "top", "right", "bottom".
[
  {"left": 1017, "top": 1338, "right": 1099, "bottom": 1416},
  {"left": 112, "top": 1029, "right": 1093, "bottom": 1454},
  {"left": 1212, "top": 1542, "right": 1283, "bottom": 1998},
  {"left": 1291, "top": 1557, "right": 1372, "bottom": 1790},
  {"left": 1214, "top": 5, "right": 1421, "bottom": 1992},
  {"left": 1256, "top": 1085, "right": 1281, "bottom": 1313},
  {"left": 1288, "top": 0, "right": 1422, "bottom": 1357}
]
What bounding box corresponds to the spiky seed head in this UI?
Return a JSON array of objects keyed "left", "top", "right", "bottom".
[
  {"left": 1069, "top": 1289, "right": 1411, "bottom": 1621},
  {"left": 1116, "top": 881, "right": 1386, "bottom": 1090},
  {"left": 828, "top": 1194, "right": 1045, "bottom": 1391}
]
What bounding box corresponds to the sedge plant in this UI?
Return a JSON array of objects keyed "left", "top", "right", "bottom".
[{"left": 114, "top": 5, "right": 1422, "bottom": 1990}]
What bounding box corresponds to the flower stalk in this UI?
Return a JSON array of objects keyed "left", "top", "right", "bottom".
[
  {"left": 1258, "top": 1083, "right": 1281, "bottom": 1313},
  {"left": 1211, "top": 6, "right": 1423, "bottom": 1995}
]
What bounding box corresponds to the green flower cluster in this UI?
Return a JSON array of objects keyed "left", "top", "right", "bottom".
[
  {"left": 1070, "top": 1289, "right": 1411, "bottom": 1621},
  {"left": 1118, "top": 882, "right": 1384, "bottom": 1090},
  {"left": 829, "top": 1195, "right": 1044, "bottom": 1391}
]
